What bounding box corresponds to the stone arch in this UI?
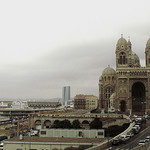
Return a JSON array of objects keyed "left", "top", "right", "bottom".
[
  {"left": 35, "top": 120, "right": 41, "bottom": 125},
  {"left": 43, "top": 120, "right": 51, "bottom": 128},
  {"left": 104, "top": 86, "right": 114, "bottom": 100},
  {"left": 82, "top": 120, "right": 89, "bottom": 125},
  {"left": 112, "top": 76, "right": 114, "bottom": 81},
  {"left": 118, "top": 52, "right": 127, "bottom": 64},
  {"left": 132, "top": 82, "right": 146, "bottom": 113},
  {"left": 120, "top": 100, "right": 126, "bottom": 112},
  {"left": 35, "top": 120, "right": 42, "bottom": 130},
  {"left": 81, "top": 120, "right": 90, "bottom": 129}
]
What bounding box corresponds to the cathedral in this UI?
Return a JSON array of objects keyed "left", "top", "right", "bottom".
[{"left": 99, "top": 35, "right": 150, "bottom": 114}]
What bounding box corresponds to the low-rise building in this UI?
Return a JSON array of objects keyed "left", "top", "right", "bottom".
[
  {"left": 3, "top": 136, "right": 104, "bottom": 150},
  {"left": 74, "top": 95, "right": 86, "bottom": 109},
  {"left": 40, "top": 129, "right": 104, "bottom": 138},
  {"left": 28, "top": 101, "right": 61, "bottom": 109},
  {"left": 74, "top": 95, "right": 98, "bottom": 110}
]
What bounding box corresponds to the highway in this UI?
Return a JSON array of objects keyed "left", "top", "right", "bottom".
[{"left": 110, "top": 120, "right": 150, "bottom": 149}]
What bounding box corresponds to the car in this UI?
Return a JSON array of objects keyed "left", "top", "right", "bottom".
[
  {"left": 0, "top": 136, "right": 7, "bottom": 141},
  {"left": 108, "top": 108, "right": 115, "bottom": 113},
  {"left": 139, "top": 139, "right": 147, "bottom": 145},
  {"left": 143, "top": 114, "right": 149, "bottom": 119},
  {"left": 134, "top": 124, "right": 141, "bottom": 130},
  {"left": 0, "top": 143, "right": 3, "bottom": 150},
  {"left": 145, "top": 136, "right": 150, "bottom": 142},
  {"left": 119, "top": 135, "right": 130, "bottom": 143},
  {"left": 132, "top": 114, "right": 138, "bottom": 118},
  {"left": 111, "top": 138, "right": 122, "bottom": 145},
  {"left": 126, "top": 132, "right": 134, "bottom": 138},
  {"left": 132, "top": 126, "right": 139, "bottom": 134}
]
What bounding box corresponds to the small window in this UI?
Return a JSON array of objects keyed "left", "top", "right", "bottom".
[
  {"left": 41, "top": 131, "right": 46, "bottom": 135},
  {"left": 79, "top": 131, "right": 83, "bottom": 137},
  {"left": 112, "top": 76, "right": 114, "bottom": 81},
  {"left": 97, "top": 132, "right": 103, "bottom": 136}
]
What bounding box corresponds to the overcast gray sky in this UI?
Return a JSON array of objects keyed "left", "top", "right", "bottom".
[{"left": 0, "top": 0, "right": 150, "bottom": 99}]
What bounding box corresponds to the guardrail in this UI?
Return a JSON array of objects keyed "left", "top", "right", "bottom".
[{"left": 86, "top": 115, "right": 135, "bottom": 150}]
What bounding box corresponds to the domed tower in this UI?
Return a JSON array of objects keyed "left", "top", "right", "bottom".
[
  {"left": 128, "top": 51, "right": 141, "bottom": 67},
  {"left": 99, "top": 65, "right": 116, "bottom": 112},
  {"left": 145, "top": 39, "right": 150, "bottom": 67},
  {"left": 116, "top": 35, "right": 132, "bottom": 68}
]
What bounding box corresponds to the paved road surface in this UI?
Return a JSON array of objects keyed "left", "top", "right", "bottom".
[{"left": 110, "top": 120, "right": 150, "bottom": 150}]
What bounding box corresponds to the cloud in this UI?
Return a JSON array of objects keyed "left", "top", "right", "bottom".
[{"left": 0, "top": 0, "right": 150, "bottom": 98}]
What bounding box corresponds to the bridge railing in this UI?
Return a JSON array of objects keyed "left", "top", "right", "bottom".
[{"left": 86, "top": 115, "right": 135, "bottom": 150}]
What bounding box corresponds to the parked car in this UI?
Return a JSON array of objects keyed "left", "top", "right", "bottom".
[
  {"left": 134, "top": 124, "right": 141, "bottom": 130},
  {"left": 143, "top": 114, "right": 150, "bottom": 119},
  {"left": 119, "top": 135, "right": 130, "bottom": 143},
  {"left": 139, "top": 139, "right": 147, "bottom": 145},
  {"left": 108, "top": 108, "right": 115, "bottom": 113},
  {"left": 112, "top": 138, "right": 122, "bottom": 145},
  {"left": 0, "top": 142, "right": 3, "bottom": 149},
  {"left": 145, "top": 136, "right": 150, "bottom": 142},
  {"left": 132, "top": 126, "right": 139, "bottom": 134},
  {"left": 126, "top": 131, "right": 134, "bottom": 138},
  {"left": 0, "top": 136, "right": 7, "bottom": 141}
]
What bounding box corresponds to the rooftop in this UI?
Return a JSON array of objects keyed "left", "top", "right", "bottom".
[
  {"left": 75, "top": 95, "right": 96, "bottom": 97},
  {"left": 4, "top": 136, "right": 104, "bottom": 144}
]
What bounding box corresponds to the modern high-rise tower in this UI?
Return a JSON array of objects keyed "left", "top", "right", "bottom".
[{"left": 62, "top": 86, "right": 70, "bottom": 106}]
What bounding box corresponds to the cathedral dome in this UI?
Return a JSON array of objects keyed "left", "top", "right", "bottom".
[
  {"left": 133, "top": 52, "right": 139, "bottom": 62},
  {"left": 129, "top": 51, "right": 140, "bottom": 67},
  {"left": 117, "top": 37, "right": 127, "bottom": 46},
  {"left": 102, "top": 66, "right": 116, "bottom": 76},
  {"left": 146, "top": 38, "right": 150, "bottom": 46}
]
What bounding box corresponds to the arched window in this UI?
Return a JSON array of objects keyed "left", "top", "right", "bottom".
[
  {"left": 118, "top": 52, "right": 127, "bottom": 64},
  {"left": 105, "top": 87, "right": 113, "bottom": 99},
  {"left": 112, "top": 76, "right": 114, "bottom": 81}
]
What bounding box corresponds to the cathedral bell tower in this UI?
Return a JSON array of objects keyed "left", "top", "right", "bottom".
[
  {"left": 116, "top": 35, "right": 131, "bottom": 69},
  {"left": 145, "top": 39, "right": 150, "bottom": 67}
]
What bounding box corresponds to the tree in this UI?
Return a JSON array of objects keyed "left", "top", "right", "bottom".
[
  {"left": 72, "top": 120, "right": 81, "bottom": 129},
  {"left": 61, "top": 119, "right": 72, "bottom": 129},
  {"left": 89, "top": 118, "right": 102, "bottom": 129},
  {"left": 51, "top": 120, "right": 61, "bottom": 128}
]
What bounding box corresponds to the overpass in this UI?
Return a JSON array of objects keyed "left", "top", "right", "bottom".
[{"left": 29, "top": 112, "right": 129, "bottom": 130}]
